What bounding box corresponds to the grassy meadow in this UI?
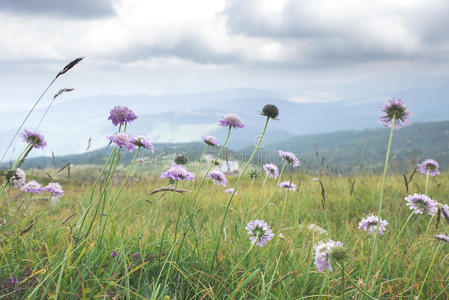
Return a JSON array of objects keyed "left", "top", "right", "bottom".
[{"left": 1, "top": 165, "right": 448, "bottom": 299}]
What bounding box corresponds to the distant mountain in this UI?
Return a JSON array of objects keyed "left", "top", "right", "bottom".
[
  {"left": 3, "top": 120, "right": 448, "bottom": 175},
  {"left": 1, "top": 88, "right": 448, "bottom": 161}
]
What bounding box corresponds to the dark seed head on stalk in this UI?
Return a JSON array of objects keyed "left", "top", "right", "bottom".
[
  {"left": 175, "top": 155, "right": 188, "bottom": 165},
  {"left": 56, "top": 57, "right": 84, "bottom": 78},
  {"left": 54, "top": 88, "right": 74, "bottom": 100},
  {"left": 248, "top": 170, "right": 258, "bottom": 179},
  {"left": 330, "top": 245, "right": 348, "bottom": 262},
  {"left": 261, "top": 104, "right": 279, "bottom": 119}
]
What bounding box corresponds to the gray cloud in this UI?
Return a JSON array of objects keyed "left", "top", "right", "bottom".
[
  {"left": 223, "top": 0, "right": 449, "bottom": 66},
  {"left": 0, "top": 0, "right": 116, "bottom": 18}
]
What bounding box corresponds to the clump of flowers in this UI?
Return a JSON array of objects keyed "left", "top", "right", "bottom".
[
  {"left": 20, "top": 180, "right": 43, "bottom": 195},
  {"left": 219, "top": 113, "right": 245, "bottom": 128},
  {"left": 306, "top": 224, "right": 328, "bottom": 235},
  {"left": 263, "top": 163, "right": 279, "bottom": 179},
  {"left": 418, "top": 159, "right": 440, "bottom": 176},
  {"left": 245, "top": 219, "right": 274, "bottom": 247},
  {"left": 379, "top": 98, "right": 413, "bottom": 130},
  {"left": 435, "top": 234, "right": 449, "bottom": 244},
  {"left": 133, "top": 135, "right": 154, "bottom": 152},
  {"left": 208, "top": 170, "right": 228, "bottom": 186},
  {"left": 107, "top": 133, "right": 136, "bottom": 152},
  {"left": 358, "top": 215, "right": 389, "bottom": 235},
  {"left": 225, "top": 188, "right": 236, "bottom": 195},
  {"left": 261, "top": 104, "right": 279, "bottom": 119},
  {"left": 108, "top": 106, "right": 138, "bottom": 126},
  {"left": 44, "top": 182, "right": 64, "bottom": 198},
  {"left": 5, "top": 168, "right": 26, "bottom": 188},
  {"left": 161, "top": 164, "right": 194, "bottom": 182},
  {"left": 313, "top": 239, "right": 345, "bottom": 272},
  {"left": 279, "top": 181, "right": 296, "bottom": 191},
  {"left": 20, "top": 129, "right": 47, "bottom": 149},
  {"left": 405, "top": 193, "right": 437, "bottom": 216},
  {"left": 279, "top": 150, "right": 299, "bottom": 167},
  {"left": 202, "top": 135, "right": 219, "bottom": 146}
]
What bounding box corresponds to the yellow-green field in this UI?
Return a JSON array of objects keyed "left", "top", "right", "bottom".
[{"left": 1, "top": 165, "right": 448, "bottom": 299}]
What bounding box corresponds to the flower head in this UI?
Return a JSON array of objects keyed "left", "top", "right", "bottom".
[
  {"left": 202, "top": 135, "right": 219, "bottom": 146},
  {"left": 279, "top": 181, "right": 296, "bottom": 191},
  {"left": 435, "top": 234, "right": 449, "bottom": 244},
  {"left": 440, "top": 204, "right": 449, "bottom": 224},
  {"left": 245, "top": 219, "right": 274, "bottom": 247},
  {"left": 418, "top": 159, "right": 440, "bottom": 176},
  {"left": 405, "top": 193, "right": 437, "bottom": 216},
  {"left": 44, "top": 182, "right": 64, "bottom": 198},
  {"left": 208, "top": 170, "right": 228, "bottom": 186},
  {"left": 219, "top": 113, "right": 244, "bottom": 128},
  {"left": 225, "top": 188, "right": 236, "bottom": 195},
  {"left": 6, "top": 168, "right": 26, "bottom": 188},
  {"left": 358, "top": 215, "right": 389, "bottom": 235},
  {"left": 263, "top": 163, "right": 279, "bottom": 179},
  {"left": 20, "top": 129, "right": 47, "bottom": 149},
  {"left": 174, "top": 155, "right": 188, "bottom": 165},
  {"left": 261, "top": 104, "right": 279, "bottom": 119},
  {"left": 110, "top": 251, "right": 118, "bottom": 257},
  {"left": 108, "top": 106, "right": 138, "bottom": 126},
  {"left": 133, "top": 135, "right": 154, "bottom": 152},
  {"left": 20, "top": 180, "right": 43, "bottom": 195},
  {"left": 248, "top": 170, "right": 258, "bottom": 179},
  {"left": 161, "top": 164, "right": 194, "bottom": 182},
  {"left": 107, "top": 133, "right": 136, "bottom": 152},
  {"left": 279, "top": 150, "right": 299, "bottom": 167},
  {"left": 313, "top": 239, "right": 344, "bottom": 272},
  {"left": 379, "top": 98, "right": 413, "bottom": 130}
]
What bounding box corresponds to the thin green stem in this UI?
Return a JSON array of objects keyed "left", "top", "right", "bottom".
[
  {"left": 341, "top": 263, "right": 345, "bottom": 299},
  {"left": 1, "top": 77, "right": 57, "bottom": 163},
  {"left": 255, "top": 162, "right": 287, "bottom": 217},
  {"left": 417, "top": 242, "right": 442, "bottom": 298},
  {"left": 425, "top": 170, "right": 430, "bottom": 195},
  {"left": 366, "top": 114, "right": 395, "bottom": 284},
  {"left": 98, "top": 147, "right": 141, "bottom": 243},
  {"left": 159, "top": 181, "right": 178, "bottom": 254},
  {"left": 210, "top": 116, "right": 270, "bottom": 271}
]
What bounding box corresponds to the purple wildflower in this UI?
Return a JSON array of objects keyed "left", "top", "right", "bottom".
[
  {"left": 245, "top": 219, "right": 274, "bottom": 247},
  {"left": 20, "top": 180, "right": 43, "bottom": 195},
  {"left": 202, "top": 134, "right": 219, "bottom": 146},
  {"left": 44, "top": 182, "right": 64, "bottom": 198},
  {"left": 379, "top": 98, "right": 413, "bottom": 130},
  {"left": 20, "top": 129, "right": 47, "bottom": 149},
  {"left": 435, "top": 234, "right": 449, "bottom": 244},
  {"left": 225, "top": 188, "right": 236, "bottom": 195},
  {"left": 219, "top": 113, "right": 245, "bottom": 128},
  {"left": 279, "top": 181, "right": 296, "bottom": 191},
  {"left": 9, "top": 277, "right": 17, "bottom": 285},
  {"left": 405, "top": 193, "right": 437, "bottom": 216},
  {"left": 358, "top": 215, "right": 389, "bottom": 235},
  {"left": 208, "top": 170, "right": 228, "bottom": 187},
  {"left": 418, "top": 159, "right": 440, "bottom": 176},
  {"left": 134, "top": 252, "right": 140, "bottom": 259},
  {"left": 161, "top": 164, "right": 194, "bottom": 181},
  {"left": 6, "top": 168, "right": 26, "bottom": 188},
  {"left": 108, "top": 106, "right": 138, "bottom": 126},
  {"left": 279, "top": 150, "right": 299, "bottom": 167},
  {"left": 107, "top": 133, "right": 136, "bottom": 152},
  {"left": 110, "top": 251, "right": 118, "bottom": 257},
  {"left": 313, "top": 239, "right": 344, "bottom": 272},
  {"left": 263, "top": 163, "right": 279, "bottom": 179},
  {"left": 133, "top": 135, "right": 154, "bottom": 152}
]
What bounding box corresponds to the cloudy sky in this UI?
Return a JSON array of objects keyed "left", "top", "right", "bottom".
[{"left": 1, "top": 0, "right": 449, "bottom": 113}]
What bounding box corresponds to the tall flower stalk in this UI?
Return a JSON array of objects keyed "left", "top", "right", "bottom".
[
  {"left": 210, "top": 107, "right": 274, "bottom": 271},
  {"left": 367, "top": 99, "right": 413, "bottom": 284},
  {"left": 0, "top": 57, "right": 83, "bottom": 163}
]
